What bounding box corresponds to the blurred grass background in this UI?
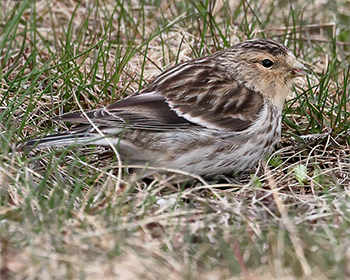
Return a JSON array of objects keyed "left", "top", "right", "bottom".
[{"left": 1, "top": 0, "right": 350, "bottom": 279}]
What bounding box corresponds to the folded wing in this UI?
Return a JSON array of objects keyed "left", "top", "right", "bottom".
[
  {"left": 141, "top": 58, "right": 265, "bottom": 131},
  {"left": 60, "top": 60, "right": 264, "bottom": 132}
]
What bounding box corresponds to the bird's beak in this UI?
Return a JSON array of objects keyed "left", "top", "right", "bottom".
[{"left": 291, "top": 60, "right": 309, "bottom": 77}]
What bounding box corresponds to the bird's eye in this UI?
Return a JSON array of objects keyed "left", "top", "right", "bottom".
[{"left": 261, "top": 59, "right": 273, "bottom": 68}]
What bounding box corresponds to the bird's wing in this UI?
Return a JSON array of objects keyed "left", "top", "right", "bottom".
[
  {"left": 59, "top": 62, "right": 264, "bottom": 132},
  {"left": 58, "top": 93, "right": 193, "bottom": 131},
  {"left": 142, "top": 60, "right": 265, "bottom": 131}
]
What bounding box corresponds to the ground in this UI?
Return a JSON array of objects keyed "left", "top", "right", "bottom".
[{"left": 1, "top": 0, "right": 350, "bottom": 279}]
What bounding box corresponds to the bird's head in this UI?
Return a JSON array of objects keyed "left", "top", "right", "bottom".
[{"left": 225, "top": 39, "right": 308, "bottom": 108}]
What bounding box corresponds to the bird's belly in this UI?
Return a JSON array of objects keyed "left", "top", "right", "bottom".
[
  {"left": 153, "top": 122, "right": 281, "bottom": 176},
  {"left": 120, "top": 106, "right": 281, "bottom": 176}
]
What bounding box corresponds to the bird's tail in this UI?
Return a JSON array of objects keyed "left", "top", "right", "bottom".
[{"left": 19, "top": 131, "right": 103, "bottom": 151}]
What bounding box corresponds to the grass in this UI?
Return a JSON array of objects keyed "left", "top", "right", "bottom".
[{"left": 1, "top": 0, "right": 350, "bottom": 279}]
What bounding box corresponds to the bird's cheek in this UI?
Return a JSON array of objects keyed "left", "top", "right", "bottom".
[{"left": 268, "top": 72, "right": 283, "bottom": 86}]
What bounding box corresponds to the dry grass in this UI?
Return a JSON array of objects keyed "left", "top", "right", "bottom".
[{"left": 1, "top": 0, "right": 350, "bottom": 279}]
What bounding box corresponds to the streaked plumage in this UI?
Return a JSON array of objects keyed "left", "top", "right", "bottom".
[{"left": 23, "top": 39, "right": 307, "bottom": 176}]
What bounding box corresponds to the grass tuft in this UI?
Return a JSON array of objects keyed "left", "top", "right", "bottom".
[{"left": 1, "top": 0, "right": 350, "bottom": 279}]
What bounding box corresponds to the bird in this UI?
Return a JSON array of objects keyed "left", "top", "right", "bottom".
[{"left": 23, "top": 39, "right": 307, "bottom": 177}]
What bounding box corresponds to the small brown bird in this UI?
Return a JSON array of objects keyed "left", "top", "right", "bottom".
[{"left": 24, "top": 39, "right": 307, "bottom": 176}]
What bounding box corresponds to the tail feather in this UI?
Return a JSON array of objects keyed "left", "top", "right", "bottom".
[
  {"left": 20, "top": 129, "right": 126, "bottom": 152},
  {"left": 20, "top": 132, "right": 102, "bottom": 151}
]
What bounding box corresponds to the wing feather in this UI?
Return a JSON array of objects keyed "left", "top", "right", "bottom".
[
  {"left": 58, "top": 93, "right": 193, "bottom": 131},
  {"left": 59, "top": 57, "right": 264, "bottom": 132},
  {"left": 142, "top": 59, "right": 264, "bottom": 131}
]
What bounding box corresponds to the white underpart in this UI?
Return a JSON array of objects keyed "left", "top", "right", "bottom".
[{"left": 161, "top": 104, "right": 281, "bottom": 175}]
